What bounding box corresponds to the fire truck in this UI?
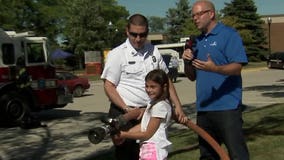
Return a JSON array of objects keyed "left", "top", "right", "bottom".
[{"left": 0, "top": 28, "right": 73, "bottom": 124}]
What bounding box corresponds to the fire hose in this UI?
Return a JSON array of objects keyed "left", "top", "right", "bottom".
[
  {"left": 88, "top": 109, "right": 230, "bottom": 160},
  {"left": 182, "top": 120, "right": 230, "bottom": 160}
]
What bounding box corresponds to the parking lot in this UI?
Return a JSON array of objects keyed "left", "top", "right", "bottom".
[{"left": 1, "top": 67, "right": 284, "bottom": 160}]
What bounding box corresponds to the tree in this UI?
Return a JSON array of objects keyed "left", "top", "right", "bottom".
[
  {"left": 166, "top": 0, "right": 190, "bottom": 42},
  {"left": 62, "top": 0, "right": 129, "bottom": 68},
  {"left": 182, "top": 17, "right": 200, "bottom": 37},
  {"left": 34, "top": 0, "right": 67, "bottom": 43},
  {"left": 221, "top": 0, "right": 267, "bottom": 61},
  {"left": 0, "top": 0, "right": 65, "bottom": 45},
  {"left": 165, "top": 0, "right": 193, "bottom": 43},
  {"left": 148, "top": 16, "right": 167, "bottom": 33}
]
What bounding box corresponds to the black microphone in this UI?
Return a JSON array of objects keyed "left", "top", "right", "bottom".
[
  {"left": 184, "top": 35, "right": 196, "bottom": 63},
  {"left": 185, "top": 35, "right": 196, "bottom": 50}
]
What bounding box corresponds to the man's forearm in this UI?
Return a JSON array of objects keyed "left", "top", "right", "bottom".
[
  {"left": 168, "top": 79, "right": 182, "bottom": 108},
  {"left": 213, "top": 63, "right": 242, "bottom": 76}
]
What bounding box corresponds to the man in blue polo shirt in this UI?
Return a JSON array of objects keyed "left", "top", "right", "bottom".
[{"left": 182, "top": 0, "right": 249, "bottom": 160}]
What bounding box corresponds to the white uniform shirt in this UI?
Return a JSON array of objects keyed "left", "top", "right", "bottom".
[
  {"left": 141, "top": 100, "right": 172, "bottom": 148},
  {"left": 101, "top": 39, "right": 168, "bottom": 107}
]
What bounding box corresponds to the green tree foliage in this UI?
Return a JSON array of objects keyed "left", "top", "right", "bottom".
[
  {"left": 63, "top": 0, "right": 129, "bottom": 56},
  {"left": 35, "top": 0, "right": 66, "bottom": 42},
  {"left": 0, "top": 0, "right": 24, "bottom": 30},
  {"left": 165, "top": 0, "right": 194, "bottom": 43},
  {"left": 148, "top": 16, "right": 167, "bottom": 33},
  {"left": 182, "top": 17, "right": 200, "bottom": 38},
  {"left": 0, "top": 0, "right": 65, "bottom": 45},
  {"left": 220, "top": 0, "right": 267, "bottom": 61}
]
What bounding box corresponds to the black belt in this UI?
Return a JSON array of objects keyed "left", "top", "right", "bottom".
[{"left": 128, "top": 105, "right": 147, "bottom": 109}]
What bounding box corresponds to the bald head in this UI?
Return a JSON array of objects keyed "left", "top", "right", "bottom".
[
  {"left": 193, "top": 0, "right": 215, "bottom": 12},
  {"left": 191, "top": 0, "right": 217, "bottom": 33}
]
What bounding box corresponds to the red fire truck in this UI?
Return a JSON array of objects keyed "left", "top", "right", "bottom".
[{"left": 0, "top": 28, "right": 73, "bottom": 124}]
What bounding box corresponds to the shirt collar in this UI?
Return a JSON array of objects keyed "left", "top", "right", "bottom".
[
  {"left": 203, "top": 22, "right": 222, "bottom": 37},
  {"left": 211, "top": 22, "right": 222, "bottom": 35},
  {"left": 126, "top": 38, "right": 139, "bottom": 56},
  {"left": 125, "top": 38, "right": 150, "bottom": 57}
]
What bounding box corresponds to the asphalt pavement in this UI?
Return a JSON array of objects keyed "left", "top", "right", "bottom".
[{"left": 0, "top": 67, "right": 284, "bottom": 160}]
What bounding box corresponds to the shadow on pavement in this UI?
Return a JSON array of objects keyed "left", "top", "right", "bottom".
[
  {"left": 36, "top": 109, "right": 82, "bottom": 121},
  {"left": 244, "top": 84, "right": 284, "bottom": 98},
  {"left": 243, "top": 103, "right": 284, "bottom": 140},
  {"left": 0, "top": 110, "right": 109, "bottom": 160}
]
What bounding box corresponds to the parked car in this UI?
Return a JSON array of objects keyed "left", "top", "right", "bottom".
[
  {"left": 56, "top": 71, "right": 90, "bottom": 97},
  {"left": 267, "top": 52, "right": 284, "bottom": 69}
]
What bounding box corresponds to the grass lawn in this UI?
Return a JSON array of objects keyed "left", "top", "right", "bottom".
[
  {"left": 94, "top": 103, "right": 284, "bottom": 160},
  {"left": 168, "top": 103, "right": 284, "bottom": 160}
]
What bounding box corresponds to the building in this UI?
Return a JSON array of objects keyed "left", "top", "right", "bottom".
[
  {"left": 261, "top": 14, "right": 284, "bottom": 53},
  {"left": 147, "top": 33, "right": 165, "bottom": 45}
]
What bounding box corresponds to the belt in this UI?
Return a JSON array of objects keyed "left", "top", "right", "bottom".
[{"left": 128, "top": 105, "right": 147, "bottom": 109}]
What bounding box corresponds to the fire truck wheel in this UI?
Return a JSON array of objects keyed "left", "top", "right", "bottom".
[
  {"left": 73, "top": 86, "right": 84, "bottom": 97},
  {"left": 0, "top": 92, "right": 28, "bottom": 123}
]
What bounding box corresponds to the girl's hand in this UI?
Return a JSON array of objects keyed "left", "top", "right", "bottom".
[
  {"left": 136, "top": 108, "right": 146, "bottom": 120},
  {"left": 174, "top": 107, "right": 188, "bottom": 124},
  {"left": 112, "top": 133, "right": 125, "bottom": 146}
]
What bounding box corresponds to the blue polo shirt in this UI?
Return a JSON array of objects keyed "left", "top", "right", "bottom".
[{"left": 195, "top": 22, "right": 248, "bottom": 111}]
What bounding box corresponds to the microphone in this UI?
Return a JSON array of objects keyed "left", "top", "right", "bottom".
[
  {"left": 184, "top": 35, "right": 196, "bottom": 63},
  {"left": 185, "top": 35, "right": 196, "bottom": 50}
]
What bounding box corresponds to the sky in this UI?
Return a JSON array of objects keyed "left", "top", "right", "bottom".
[{"left": 116, "top": 0, "right": 284, "bottom": 17}]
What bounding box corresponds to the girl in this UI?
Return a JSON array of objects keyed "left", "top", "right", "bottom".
[{"left": 114, "top": 69, "right": 173, "bottom": 160}]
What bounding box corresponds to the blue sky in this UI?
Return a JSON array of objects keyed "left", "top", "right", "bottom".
[{"left": 116, "top": 0, "right": 284, "bottom": 17}]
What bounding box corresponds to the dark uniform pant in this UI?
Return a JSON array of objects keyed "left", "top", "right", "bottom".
[
  {"left": 108, "top": 103, "right": 140, "bottom": 160},
  {"left": 197, "top": 106, "right": 249, "bottom": 160}
]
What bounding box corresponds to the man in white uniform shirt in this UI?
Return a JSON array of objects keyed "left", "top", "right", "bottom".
[{"left": 101, "top": 13, "right": 187, "bottom": 160}]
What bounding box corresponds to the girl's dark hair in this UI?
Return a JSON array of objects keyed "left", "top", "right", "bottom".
[{"left": 145, "top": 69, "right": 171, "bottom": 108}]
